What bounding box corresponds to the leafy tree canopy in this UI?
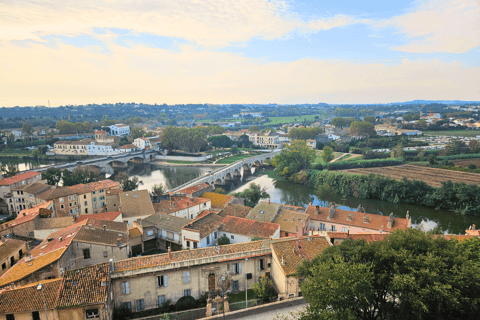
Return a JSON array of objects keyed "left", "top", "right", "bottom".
[
  {"left": 272, "top": 140, "right": 316, "bottom": 178},
  {"left": 231, "top": 183, "right": 270, "bottom": 207},
  {"left": 349, "top": 121, "right": 376, "bottom": 138}
]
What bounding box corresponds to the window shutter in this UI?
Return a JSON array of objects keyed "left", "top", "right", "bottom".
[
  {"left": 121, "top": 282, "right": 125, "bottom": 294},
  {"left": 258, "top": 260, "right": 261, "bottom": 271},
  {"left": 164, "top": 275, "right": 168, "bottom": 287},
  {"left": 126, "top": 281, "right": 130, "bottom": 294},
  {"left": 239, "top": 263, "right": 242, "bottom": 274},
  {"left": 232, "top": 264, "right": 236, "bottom": 275}
]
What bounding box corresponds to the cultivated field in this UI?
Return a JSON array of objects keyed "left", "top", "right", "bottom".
[
  {"left": 338, "top": 164, "right": 480, "bottom": 187},
  {"left": 453, "top": 158, "right": 480, "bottom": 168}
]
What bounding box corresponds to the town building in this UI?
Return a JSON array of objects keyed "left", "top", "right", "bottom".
[
  {"left": 36, "top": 186, "right": 80, "bottom": 217},
  {"left": 128, "top": 226, "right": 143, "bottom": 257},
  {"left": 141, "top": 213, "right": 191, "bottom": 252},
  {"left": 170, "top": 182, "right": 213, "bottom": 198},
  {"left": 0, "top": 202, "right": 54, "bottom": 239},
  {"left": 153, "top": 196, "right": 211, "bottom": 220},
  {"left": 0, "top": 239, "right": 27, "bottom": 277},
  {"left": 119, "top": 190, "right": 156, "bottom": 225},
  {"left": 304, "top": 204, "right": 411, "bottom": 234},
  {"left": 53, "top": 139, "right": 89, "bottom": 156},
  {"left": 306, "top": 139, "right": 316, "bottom": 149},
  {"left": 33, "top": 216, "right": 74, "bottom": 240},
  {"left": 11, "top": 182, "right": 54, "bottom": 214},
  {"left": 109, "top": 124, "right": 130, "bottom": 136},
  {"left": 68, "top": 179, "right": 121, "bottom": 215},
  {"left": 199, "top": 192, "right": 233, "bottom": 210},
  {"left": 133, "top": 137, "right": 151, "bottom": 150},
  {"left": 0, "top": 172, "right": 42, "bottom": 215},
  {"left": 247, "top": 131, "right": 280, "bottom": 148}
]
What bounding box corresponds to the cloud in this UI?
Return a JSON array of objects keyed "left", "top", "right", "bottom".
[
  {"left": 307, "top": 15, "right": 356, "bottom": 31},
  {"left": 1, "top": 41, "right": 478, "bottom": 107},
  {"left": 377, "top": 0, "right": 480, "bottom": 53}
]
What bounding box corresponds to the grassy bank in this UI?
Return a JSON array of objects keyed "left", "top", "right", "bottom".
[
  {"left": 424, "top": 130, "right": 479, "bottom": 137},
  {"left": 216, "top": 154, "right": 255, "bottom": 164}
]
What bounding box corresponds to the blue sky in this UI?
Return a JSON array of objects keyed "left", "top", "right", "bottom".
[{"left": 1, "top": 0, "right": 479, "bottom": 107}]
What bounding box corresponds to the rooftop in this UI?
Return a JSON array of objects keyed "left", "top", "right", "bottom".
[
  {"left": 8, "top": 201, "right": 54, "bottom": 227},
  {"left": 12, "top": 181, "right": 52, "bottom": 195},
  {"left": 0, "top": 171, "right": 41, "bottom": 186},
  {"left": 221, "top": 216, "right": 280, "bottom": 239},
  {"left": 35, "top": 216, "right": 74, "bottom": 230},
  {"left": 171, "top": 182, "right": 211, "bottom": 196},
  {"left": 129, "top": 227, "right": 142, "bottom": 238},
  {"left": 0, "top": 239, "right": 26, "bottom": 262},
  {"left": 273, "top": 209, "right": 309, "bottom": 234},
  {"left": 75, "top": 211, "right": 122, "bottom": 223},
  {"left": 200, "top": 192, "right": 233, "bottom": 208},
  {"left": 142, "top": 213, "right": 191, "bottom": 233},
  {"left": 217, "top": 204, "right": 252, "bottom": 218},
  {"left": 153, "top": 197, "right": 211, "bottom": 214},
  {"left": 68, "top": 179, "right": 120, "bottom": 194},
  {"left": 181, "top": 211, "right": 224, "bottom": 238},
  {"left": 327, "top": 232, "right": 389, "bottom": 243},
  {"left": 305, "top": 205, "right": 410, "bottom": 232},
  {"left": 119, "top": 190, "right": 155, "bottom": 218},
  {"left": 271, "top": 236, "right": 330, "bottom": 276}
]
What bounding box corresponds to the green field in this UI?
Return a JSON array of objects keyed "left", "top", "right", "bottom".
[
  {"left": 264, "top": 114, "right": 321, "bottom": 125},
  {"left": 0, "top": 149, "right": 32, "bottom": 157},
  {"left": 424, "top": 130, "right": 480, "bottom": 137},
  {"left": 216, "top": 154, "right": 255, "bottom": 164}
]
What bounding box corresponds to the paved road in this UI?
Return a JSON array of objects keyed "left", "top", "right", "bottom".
[{"left": 234, "top": 303, "right": 307, "bottom": 320}]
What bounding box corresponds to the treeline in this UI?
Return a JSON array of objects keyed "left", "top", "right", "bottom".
[
  {"left": 288, "top": 127, "right": 324, "bottom": 140},
  {"left": 56, "top": 120, "right": 93, "bottom": 134},
  {"left": 313, "top": 158, "right": 404, "bottom": 170},
  {"left": 161, "top": 126, "right": 224, "bottom": 153},
  {"left": 308, "top": 170, "right": 480, "bottom": 215}
]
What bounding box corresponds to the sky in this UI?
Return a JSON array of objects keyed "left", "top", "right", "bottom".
[{"left": 0, "top": 0, "right": 479, "bottom": 107}]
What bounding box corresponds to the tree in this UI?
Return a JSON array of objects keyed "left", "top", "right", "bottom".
[
  {"left": 119, "top": 135, "right": 129, "bottom": 146},
  {"left": 363, "top": 115, "right": 375, "bottom": 124},
  {"left": 446, "top": 139, "right": 469, "bottom": 155},
  {"left": 62, "top": 167, "right": 101, "bottom": 186},
  {"left": 321, "top": 146, "right": 334, "bottom": 163},
  {"left": 248, "top": 125, "right": 260, "bottom": 131},
  {"left": 403, "top": 114, "right": 413, "bottom": 121},
  {"left": 252, "top": 275, "right": 276, "bottom": 303},
  {"left": 0, "top": 163, "right": 18, "bottom": 178},
  {"left": 151, "top": 183, "right": 165, "bottom": 197},
  {"left": 298, "top": 229, "right": 480, "bottom": 320},
  {"left": 217, "top": 235, "right": 230, "bottom": 245},
  {"left": 468, "top": 139, "right": 479, "bottom": 153},
  {"left": 428, "top": 154, "right": 437, "bottom": 165},
  {"left": 393, "top": 143, "right": 405, "bottom": 158},
  {"left": 120, "top": 174, "right": 143, "bottom": 191},
  {"left": 330, "top": 117, "right": 347, "bottom": 128},
  {"left": 207, "top": 135, "right": 233, "bottom": 149},
  {"left": 21, "top": 122, "right": 34, "bottom": 140},
  {"left": 43, "top": 168, "right": 62, "bottom": 185},
  {"left": 272, "top": 140, "right": 316, "bottom": 178},
  {"left": 288, "top": 128, "right": 323, "bottom": 140},
  {"left": 349, "top": 121, "right": 376, "bottom": 138},
  {"left": 131, "top": 127, "right": 145, "bottom": 140},
  {"left": 238, "top": 135, "right": 251, "bottom": 148},
  {"left": 231, "top": 183, "right": 270, "bottom": 207}
]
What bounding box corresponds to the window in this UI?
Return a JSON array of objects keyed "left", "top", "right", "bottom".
[
  {"left": 69, "top": 203, "right": 72, "bottom": 207},
  {"left": 92, "top": 191, "right": 96, "bottom": 195},
  {"left": 59, "top": 198, "right": 64, "bottom": 203},
  {"left": 184, "top": 289, "right": 191, "bottom": 297},
  {"left": 19, "top": 249, "right": 23, "bottom": 258},
  {"left": 73, "top": 195, "right": 77, "bottom": 199},
  {"left": 85, "top": 209, "right": 88, "bottom": 214},
  {"left": 319, "top": 223, "right": 326, "bottom": 231},
  {"left": 68, "top": 196, "right": 72, "bottom": 200},
  {"left": 214, "top": 231, "right": 218, "bottom": 239},
  {"left": 342, "top": 227, "right": 347, "bottom": 232},
  {"left": 147, "top": 230, "right": 153, "bottom": 237},
  {"left": 157, "top": 275, "right": 168, "bottom": 287},
  {"left": 32, "top": 311, "right": 40, "bottom": 320},
  {"left": 85, "top": 308, "right": 99, "bottom": 319},
  {"left": 186, "top": 240, "right": 190, "bottom": 248},
  {"left": 103, "top": 251, "right": 108, "bottom": 257},
  {"left": 331, "top": 225, "right": 336, "bottom": 232},
  {"left": 121, "top": 281, "right": 130, "bottom": 294},
  {"left": 60, "top": 204, "right": 64, "bottom": 209},
  {"left": 84, "top": 201, "right": 88, "bottom": 206},
  {"left": 6, "top": 314, "right": 14, "bottom": 320},
  {"left": 94, "top": 203, "right": 97, "bottom": 210},
  {"left": 93, "top": 197, "right": 97, "bottom": 202},
  {"left": 231, "top": 235, "right": 234, "bottom": 240},
  {"left": 183, "top": 271, "right": 190, "bottom": 284},
  {"left": 84, "top": 195, "right": 87, "bottom": 199},
  {"left": 232, "top": 262, "right": 242, "bottom": 274},
  {"left": 136, "top": 299, "right": 145, "bottom": 311},
  {"left": 309, "top": 222, "right": 314, "bottom": 230},
  {"left": 193, "top": 242, "right": 197, "bottom": 249},
  {"left": 206, "top": 235, "right": 210, "bottom": 245},
  {"left": 259, "top": 259, "right": 265, "bottom": 271},
  {"left": 122, "top": 301, "right": 131, "bottom": 310},
  {"left": 158, "top": 295, "right": 166, "bottom": 306}
]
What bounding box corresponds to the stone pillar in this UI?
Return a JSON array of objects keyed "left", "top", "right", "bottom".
[
  {"left": 224, "top": 295, "right": 230, "bottom": 313},
  {"left": 206, "top": 297, "right": 213, "bottom": 317}
]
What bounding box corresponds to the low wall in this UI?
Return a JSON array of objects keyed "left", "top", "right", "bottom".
[
  {"left": 200, "top": 297, "right": 306, "bottom": 320},
  {"left": 155, "top": 155, "right": 212, "bottom": 162}
]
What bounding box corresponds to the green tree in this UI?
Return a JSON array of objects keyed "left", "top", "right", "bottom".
[
  {"left": 131, "top": 127, "right": 145, "bottom": 140},
  {"left": 322, "top": 146, "right": 334, "bottom": 163},
  {"left": 446, "top": 139, "right": 469, "bottom": 155},
  {"left": 299, "top": 229, "right": 480, "bottom": 320},
  {"left": 272, "top": 140, "right": 316, "bottom": 178},
  {"left": 428, "top": 154, "right": 437, "bottom": 165},
  {"left": 231, "top": 183, "right": 270, "bottom": 207},
  {"left": 119, "top": 136, "right": 129, "bottom": 146},
  {"left": 468, "top": 139, "right": 479, "bottom": 153},
  {"left": 43, "top": 168, "right": 62, "bottom": 186},
  {"left": 349, "top": 121, "right": 376, "bottom": 138},
  {"left": 151, "top": 183, "right": 165, "bottom": 197},
  {"left": 393, "top": 143, "right": 405, "bottom": 158},
  {"left": 330, "top": 117, "right": 347, "bottom": 128},
  {"left": 0, "top": 163, "right": 18, "bottom": 178},
  {"left": 207, "top": 135, "right": 233, "bottom": 149},
  {"left": 120, "top": 174, "right": 142, "bottom": 191},
  {"left": 288, "top": 128, "right": 323, "bottom": 140},
  {"left": 21, "top": 122, "right": 34, "bottom": 140},
  {"left": 248, "top": 125, "right": 260, "bottom": 131},
  {"left": 252, "top": 275, "right": 276, "bottom": 303},
  {"left": 362, "top": 115, "right": 376, "bottom": 124},
  {"left": 403, "top": 114, "right": 413, "bottom": 121},
  {"left": 62, "top": 167, "right": 101, "bottom": 186},
  {"left": 217, "top": 235, "right": 230, "bottom": 245}
]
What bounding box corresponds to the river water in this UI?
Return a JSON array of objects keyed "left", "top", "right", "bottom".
[
  {"left": 4, "top": 160, "right": 479, "bottom": 234},
  {"left": 110, "top": 162, "right": 480, "bottom": 235}
]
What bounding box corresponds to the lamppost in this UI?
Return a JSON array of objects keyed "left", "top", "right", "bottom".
[
  {"left": 221, "top": 277, "right": 226, "bottom": 320},
  {"left": 37, "top": 283, "right": 49, "bottom": 320},
  {"left": 245, "top": 257, "right": 248, "bottom": 309}
]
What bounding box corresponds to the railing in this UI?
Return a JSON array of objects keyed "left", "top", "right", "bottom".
[
  {"left": 135, "top": 307, "right": 207, "bottom": 320},
  {"left": 228, "top": 299, "right": 258, "bottom": 312}
]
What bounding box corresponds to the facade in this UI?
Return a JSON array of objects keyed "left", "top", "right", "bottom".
[
  {"left": 109, "top": 124, "right": 130, "bottom": 136},
  {"left": 304, "top": 204, "right": 411, "bottom": 234},
  {"left": 0, "top": 172, "right": 42, "bottom": 215},
  {"left": 153, "top": 197, "right": 211, "bottom": 220},
  {"left": 11, "top": 182, "right": 53, "bottom": 214},
  {"left": 69, "top": 179, "right": 121, "bottom": 215},
  {"left": 247, "top": 131, "right": 280, "bottom": 148},
  {"left": 141, "top": 213, "right": 191, "bottom": 252},
  {"left": 133, "top": 137, "right": 151, "bottom": 150},
  {"left": 53, "top": 139, "right": 89, "bottom": 155},
  {"left": 0, "top": 239, "right": 27, "bottom": 277},
  {"left": 306, "top": 139, "right": 316, "bottom": 149},
  {"left": 33, "top": 216, "right": 74, "bottom": 240},
  {"left": 38, "top": 186, "right": 80, "bottom": 217}
]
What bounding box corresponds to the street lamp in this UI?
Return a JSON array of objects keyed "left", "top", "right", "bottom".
[
  {"left": 37, "top": 283, "right": 49, "bottom": 320},
  {"left": 245, "top": 258, "right": 248, "bottom": 309},
  {"left": 221, "top": 277, "right": 226, "bottom": 320}
]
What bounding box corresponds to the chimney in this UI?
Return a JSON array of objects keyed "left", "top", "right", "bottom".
[
  {"left": 168, "top": 247, "right": 172, "bottom": 259},
  {"left": 103, "top": 225, "right": 106, "bottom": 231},
  {"left": 347, "top": 213, "right": 353, "bottom": 221},
  {"left": 190, "top": 197, "right": 194, "bottom": 202},
  {"left": 328, "top": 204, "right": 335, "bottom": 220},
  {"left": 387, "top": 213, "right": 394, "bottom": 229},
  {"left": 315, "top": 205, "right": 320, "bottom": 215},
  {"left": 25, "top": 254, "right": 33, "bottom": 262},
  {"left": 363, "top": 215, "right": 369, "bottom": 224},
  {"left": 109, "top": 258, "right": 114, "bottom": 273},
  {"left": 117, "top": 237, "right": 122, "bottom": 246},
  {"left": 268, "top": 199, "right": 271, "bottom": 204},
  {"left": 281, "top": 255, "right": 285, "bottom": 266},
  {"left": 47, "top": 237, "right": 54, "bottom": 242},
  {"left": 23, "top": 212, "right": 26, "bottom": 216},
  {"left": 59, "top": 237, "right": 63, "bottom": 242}
]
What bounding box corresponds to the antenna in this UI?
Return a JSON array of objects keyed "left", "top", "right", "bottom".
[{"left": 48, "top": 100, "right": 51, "bottom": 108}]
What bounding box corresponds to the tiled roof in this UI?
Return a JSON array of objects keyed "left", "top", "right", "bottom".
[
  {"left": 9, "top": 201, "right": 54, "bottom": 227},
  {"left": 74, "top": 219, "right": 128, "bottom": 247},
  {"left": 0, "top": 171, "right": 40, "bottom": 186},
  {"left": 200, "top": 192, "right": 233, "bottom": 208},
  {"left": 0, "top": 248, "right": 67, "bottom": 287},
  {"left": 75, "top": 211, "right": 122, "bottom": 223},
  {"left": 182, "top": 211, "right": 224, "bottom": 238},
  {"left": 153, "top": 197, "right": 210, "bottom": 214},
  {"left": 54, "top": 139, "right": 92, "bottom": 145},
  {"left": 195, "top": 210, "right": 215, "bottom": 219},
  {"left": 221, "top": 216, "right": 280, "bottom": 239},
  {"left": 119, "top": 190, "right": 155, "bottom": 218},
  {"left": 114, "top": 241, "right": 268, "bottom": 273},
  {"left": 69, "top": 179, "right": 120, "bottom": 194},
  {"left": 327, "top": 232, "right": 389, "bottom": 243},
  {"left": 273, "top": 209, "right": 309, "bottom": 234},
  {"left": 129, "top": 227, "right": 142, "bottom": 238},
  {"left": 35, "top": 216, "right": 74, "bottom": 230},
  {"left": 0, "top": 239, "right": 26, "bottom": 261},
  {"left": 120, "top": 144, "right": 137, "bottom": 149},
  {"left": 271, "top": 236, "right": 330, "bottom": 276},
  {"left": 40, "top": 186, "right": 77, "bottom": 200},
  {"left": 172, "top": 182, "right": 210, "bottom": 196},
  {"left": 246, "top": 201, "right": 282, "bottom": 223},
  {"left": 0, "top": 278, "right": 62, "bottom": 313},
  {"left": 217, "top": 204, "right": 252, "bottom": 218},
  {"left": 12, "top": 181, "right": 52, "bottom": 195},
  {"left": 305, "top": 205, "right": 410, "bottom": 232},
  {"left": 94, "top": 130, "right": 107, "bottom": 134},
  {"left": 142, "top": 213, "right": 191, "bottom": 233},
  {"left": 58, "top": 263, "right": 110, "bottom": 307}
]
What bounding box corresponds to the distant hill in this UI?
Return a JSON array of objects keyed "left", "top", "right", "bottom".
[{"left": 391, "top": 100, "right": 480, "bottom": 105}]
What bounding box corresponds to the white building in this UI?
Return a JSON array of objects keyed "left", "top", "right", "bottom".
[
  {"left": 109, "top": 124, "right": 130, "bottom": 136},
  {"left": 133, "top": 137, "right": 151, "bottom": 150},
  {"left": 87, "top": 141, "right": 119, "bottom": 155}
]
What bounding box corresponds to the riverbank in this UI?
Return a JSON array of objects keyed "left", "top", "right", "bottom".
[{"left": 149, "top": 161, "right": 225, "bottom": 167}]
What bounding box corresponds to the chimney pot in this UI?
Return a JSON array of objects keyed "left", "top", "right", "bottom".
[
  {"left": 168, "top": 247, "right": 172, "bottom": 259},
  {"left": 103, "top": 225, "right": 106, "bottom": 231}
]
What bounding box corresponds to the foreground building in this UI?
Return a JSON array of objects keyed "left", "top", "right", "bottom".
[{"left": 0, "top": 172, "right": 42, "bottom": 215}]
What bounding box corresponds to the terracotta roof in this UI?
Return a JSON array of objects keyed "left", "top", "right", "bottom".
[
  {"left": 54, "top": 139, "right": 92, "bottom": 145},
  {"left": 0, "top": 239, "right": 26, "bottom": 261},
  {"left": 181, "top": 211, "right": 224, "bottom": 238},
  {"left": 153, "top": 197, "right": 210, "bottom": 214},
  {"left": 0, "top": 171, "right": 40, "bottom": 186},
  {"left": 115, "top": 124, "right": 128, "bottom": 127},
  {"left": 9, "top": 201, "right": 54, "bottom": 227},
  {"left": 129, "top": 227, "right": 142, "bottom": 238},
  {"left": 195, "top": 210, "right": 215, "bottom": 219},
  {"left": 119, "top": 190, "right": 155, "bottom": 218},
  {"left": 120, "top": 144, "right": 137, "bottom": 149},
  {"left": 172, "top": 182, "right": 211, "bottom": 196},
  {"left": 327, "top": 232, "right": 389, "bottom": 243},
  {"left": 305, "top": 205, "right": 410, "bottom": 232},
  {"left": 221, "top": 216, "right": 280, "bottom": 239},
  {"left": 58, "top": 263, "right": 110, "bottom": 307},
  {"left": 39, "top": 186, "right": 77, "bottom": 200},
  {"left": 68, "top": 179, "right": 120, "bottom": 194},
  {"left": 114, "top": 241, "right": 268, "bottom": 273},
  {"left": 35, "top": 216, "right": 74, "bottom": 230},
  {"left": 273, "top": 209, "right": 309, "bottom": 234},
  {"left": 94, "top": 130, "right": 107, "bottom": 134},
  {"left": 75, "top": 211, "right": 122, "bottom": 223},
  {"left": 12, "top": 181, "right": 52, "bottom": 195},
  {"left": 74, "top": 219, "right": 128, "bottom": 247},
  {"left": 200, "top": 192, "right": 233, "bottom": 208},
  {"left": 271, "top": 236, "right": 330, "bottom": 276},
  {"left": 217, "top": 204, "right": 252, "bottom": 218},
  {"left": 142, "top": 213, "right": 191, "bottom": 233},
  {"left": 0, "top": 278, "right": 62, "bottom": 313},
  {"left": 0, "top": 248, "right": 67, "bottom": 287}
]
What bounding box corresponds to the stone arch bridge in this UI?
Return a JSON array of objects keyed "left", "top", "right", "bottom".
[{"left": 169, "top": 150, "right": 280, "bottom": 193}]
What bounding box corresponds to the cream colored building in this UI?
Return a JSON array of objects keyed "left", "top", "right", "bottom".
[
  {"left": 53, "top": 139, "right": 89, "bottom": 155},
  {"left": 247, "top": 131, "right": 280, "bottom": 148},
  {"left": 0, "top": 239, "right": 27, "bottom": 278},
  {"left": 69, "top": 179, "right": 121, "bottom": 215},
  {"left": 0, "top": 172, "right": 42, "bottom": 215}
]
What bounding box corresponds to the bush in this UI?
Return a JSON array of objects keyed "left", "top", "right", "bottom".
[
  {"left": 217, "top": 235, "right": 230, "bottom": 245},
  {"left": 175, "top": 296, "right": 196, "bottom": 311},
  {"left": 468, "top": 164, "right": 477, "bottom": 170},
  {"left": 313, "top": 158, "right": 404, "bottom": 171}
]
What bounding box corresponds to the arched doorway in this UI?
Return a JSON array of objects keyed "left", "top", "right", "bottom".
[{"left": 208, "top": 273, "right": 216, "bottom": 292}]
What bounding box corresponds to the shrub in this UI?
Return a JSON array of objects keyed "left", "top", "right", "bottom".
[
  {"left": 175, "top": 296, "right": 196, "bottom": 311},
  {"left": 217, "top": 235, "right": 230, "bottom": 245},
  {"left": 468, "top": 164, "right": 477, "bottom": 170}
]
